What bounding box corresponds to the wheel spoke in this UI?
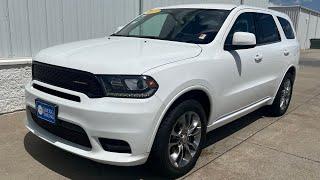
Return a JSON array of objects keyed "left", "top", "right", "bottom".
[
  {"left": 188, "top": 120, "right": 199, "bottom": 135},
  {"left": 171, "top": 129, "right": 181, "bottom": 138},
  {"left": 170, "top": 144, "right": 182, "bottom": 162},
  {"left": 184, "top": 143, "right": 193, "bottom": 160},
  {"left": 181, "top": 114, "right": 188, "bottom": 131},
  {"left": 187, "top": 141, "right": 197, "bottom": 151},
  {"left": 188, "top": 127, "right": 201, "bottom": 137},
  {"left": 177, "top": 145, "right": 185, "bottom": 166}
]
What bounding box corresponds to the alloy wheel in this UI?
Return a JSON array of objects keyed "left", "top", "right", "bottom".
[
  {"left": 168, "top": 111, "right": 202, "bottom": 168},
  {"left": 280, "top": 79, "right": 292, "bottom": 111}
]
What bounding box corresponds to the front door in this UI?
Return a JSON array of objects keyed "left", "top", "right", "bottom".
[{"left": 215, "top": 12, "right": 263, "bottom": 118}]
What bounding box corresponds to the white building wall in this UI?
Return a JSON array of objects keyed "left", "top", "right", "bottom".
[
  {"left": 243, "top": 0, "right": 269, "bottom": 8},
  {"left": 0, "top": 0, "right": 11, "bottom": 58},
  {"left": 316, "top": 16, "right": 320, "bottom": 38},
  {"left": 0, "top": 0, "right": 140, "bottom": 58},
  {"left": 297, "top": 10, "right": 310, "bottom": 49},
  {"left": 143, "top": 0, "right": 239, "bottom": 11},
  {"left": 306, "top": 12, "right": 318, "bottom": 48},
  {"left": 297, "top": 9, "right": 320, "bottom": 49},
  {"left": 143, "top": 0, "right": 269, "bottom": 11}
]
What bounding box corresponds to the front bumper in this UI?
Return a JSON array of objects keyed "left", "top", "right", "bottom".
[{"left": 25, "top": 81, "right": 164, "bottom": 166}]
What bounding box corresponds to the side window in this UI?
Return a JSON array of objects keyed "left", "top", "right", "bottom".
[
  {"left": 225, "top": 12, "right": 255, "bottom": 47},
  {"left": 277, "top": 17, "right": 295, "bottom": 39},
  {"left": 255, "top": 13, "right": 281, "bottom": 44}
]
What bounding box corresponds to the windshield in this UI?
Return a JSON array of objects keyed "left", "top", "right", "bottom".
[{"left": 113, "top": 8, "right": 230, "bottom": 44}]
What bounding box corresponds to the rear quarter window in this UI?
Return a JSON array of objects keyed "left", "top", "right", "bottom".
[{"left": 277, "top": 17, "right": 295, "bottom": 39}]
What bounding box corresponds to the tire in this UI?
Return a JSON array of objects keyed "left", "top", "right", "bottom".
[
  {"left": 150, "top": 99, "right": 207, "bottom": 178},
  {"left": 268, "top": 73, "right": 294, "bottom": 117}
]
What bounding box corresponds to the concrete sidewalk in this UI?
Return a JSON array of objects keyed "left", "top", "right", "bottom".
[{"left": 1, "top": 51, "right": 320, "bottom": 179}]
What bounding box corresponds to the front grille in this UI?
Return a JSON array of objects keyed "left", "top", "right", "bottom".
[
  {"left": 33, "top": 84, "right": 81, "bottom": 102},
  {"left": 28, "top": 107, "right": 92, "bottom": 149},
  {"left": 32, "top": 61, "right": 105, "bottom": 98}
]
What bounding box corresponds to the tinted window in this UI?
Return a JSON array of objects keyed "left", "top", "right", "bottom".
[
  {"left": 255, "top": 13, "right": 281, "bottom": 44},
  {"left": 277, "top": 17, "right": 295, "bottom": 39},
  {"left": 225, "top": 12, "right": 255, "bottom": 47},
  {"left": 114, "top": 9, "right": 230, "bottom": 44},
  {"left": 130, "top": 14, "right": 168, "bottom": 37}
]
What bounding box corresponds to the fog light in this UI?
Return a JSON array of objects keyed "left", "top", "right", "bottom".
[{"left": 99, "top": 138, "right": 131, "bottom": 153}]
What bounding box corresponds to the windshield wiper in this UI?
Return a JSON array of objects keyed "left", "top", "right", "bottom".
[
  {"left": 110, "top": 34, "right": 165, "bottom": 40},
  {"left": 110, "top": 34, "right": 126, "bottom": 37},
  {"left": 130, "top": 35, "right": 163, "bottom": 40}
]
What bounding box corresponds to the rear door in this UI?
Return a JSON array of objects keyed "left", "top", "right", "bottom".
[
  {"left": 251, "top": 13, "right": 284, "bottom": 98},
  {"left": 276, "top": 16, "right": 300, "bottom": 76},
  {"left": 277, "top": 16, "right": 299, "bottom": 57}
]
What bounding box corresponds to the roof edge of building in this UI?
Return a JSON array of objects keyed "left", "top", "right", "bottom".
[{"left": 269, "top": 5, "right": 320, "bottom": 16}]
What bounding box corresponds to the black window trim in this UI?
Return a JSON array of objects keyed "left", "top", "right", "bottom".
[
  {"left": 254, "top": 13, "right": 282, "bottom": 46},
  {"left": 276, "top": 16, "right": 296, "bottom": 40},
  {"left": 223, "top": 11, "right": 282, "bottom": 50},
  {"left": 223, "top": 12, "right": 256, "bottom": 50}
]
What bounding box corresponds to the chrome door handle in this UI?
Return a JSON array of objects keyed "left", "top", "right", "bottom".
[
  {"left": 284, "top": 50, "right": 290, "bottom": 56},
  {"left": 255, "top": 54, "right": 263, "bottom": 63}
]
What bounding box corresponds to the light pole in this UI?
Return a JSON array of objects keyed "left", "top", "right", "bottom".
[{"left": 240, "top": 0, "right": 244, "bottom": 5}]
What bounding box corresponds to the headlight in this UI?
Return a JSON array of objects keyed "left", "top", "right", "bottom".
[{"left": 99, "top": 75, "right": 159, "bottom": 98}]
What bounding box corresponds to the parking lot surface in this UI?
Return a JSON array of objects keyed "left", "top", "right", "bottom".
[{"left": 1, "top": 50, "right": 320, "bottom": 179}]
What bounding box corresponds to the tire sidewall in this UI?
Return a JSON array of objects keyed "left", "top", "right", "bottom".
[
  {"left": 273, "top": 73, "right": 294, "bottom": 115},
  {"left": 153, "top": 99, "right": 207, "bottom": 177}
]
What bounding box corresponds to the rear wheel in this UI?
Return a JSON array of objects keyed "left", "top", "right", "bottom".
[
  {"left": 268, "top": 73, "right": 293, "bottom": 116},
  {"left": 150, "top": 100, "right": 207, "bottom": 178}
]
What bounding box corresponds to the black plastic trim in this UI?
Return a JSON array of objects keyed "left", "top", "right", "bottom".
[
  {"left": 33, "top": 84, "right": 81, "bottom": 102},
  {"left": 32, "top": 61, "right": 105, "bottom": 98},
  {"left": 99, "top": 138, "right": 132, "bottom": 153},
  {"left": 28, "top": 107, "right": 92, "bottom": 149}
]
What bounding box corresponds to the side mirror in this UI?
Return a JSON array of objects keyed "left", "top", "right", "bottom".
[
  {"left": 115, "top": 26, "right": 124, "bottom": 33},
  {"left": 231, "top": 32, "right": 256, "bottom": 50}
]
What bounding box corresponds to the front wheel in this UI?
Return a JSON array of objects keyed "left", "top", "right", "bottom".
[{"left": 150, "top": 100, "right": 207, "bottom": 178}]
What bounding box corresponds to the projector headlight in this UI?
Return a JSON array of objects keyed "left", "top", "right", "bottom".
[{"left": 98, "top": 75, "right": 159, "bottom": 98}]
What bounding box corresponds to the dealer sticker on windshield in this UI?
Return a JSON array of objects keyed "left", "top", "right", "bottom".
[
  {"left": 145, "top": 8, "right": 161, "bottom": 15},
  {"left": 199, "top": 34, "right": 207, "bottom": 40}
]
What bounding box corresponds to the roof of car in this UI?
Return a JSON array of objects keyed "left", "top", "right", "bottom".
[
  {"left": 159, "top": 4, "right": 237, "bottom": 10},
  {"left": 157, "top": 4, "right": 290, "bottom": 19}
]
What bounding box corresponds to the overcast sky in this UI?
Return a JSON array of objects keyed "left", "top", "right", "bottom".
[{"left": 270, "top": 0, "right": 320, "bottom": 11}]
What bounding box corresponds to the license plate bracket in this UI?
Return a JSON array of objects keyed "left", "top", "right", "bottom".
[{"left": 35, "top": 99, "right": 58, "bottom": 125}]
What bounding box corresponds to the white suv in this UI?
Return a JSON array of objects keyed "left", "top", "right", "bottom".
[{"left": 25, "top": 4, "right": 299, "bottom": 178}]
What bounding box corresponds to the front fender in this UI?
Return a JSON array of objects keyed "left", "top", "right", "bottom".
[{"left": 147, "top": 81, "right": 216, "bottom": 152}]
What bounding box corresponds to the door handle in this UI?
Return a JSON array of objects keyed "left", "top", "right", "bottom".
[
  {"left": 284, "top": 50, "right": 290, "bottom": 56},
  {"left": 255, "top": 54, "right": 263, "bottom": 63}
]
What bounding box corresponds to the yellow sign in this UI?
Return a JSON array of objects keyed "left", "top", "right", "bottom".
[{"left": 145, "top": 9, "right": 161, "bottom": 15}]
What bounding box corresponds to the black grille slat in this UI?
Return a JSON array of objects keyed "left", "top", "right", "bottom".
[
  {"left": 28, "top": 107, "right": 92, "bottom": 149},
  {"left": 32, "top": 61, "right": 104, "bottom": 98},
  {"left": 33, "top": 84, "right": 81, "bottom": 102}
]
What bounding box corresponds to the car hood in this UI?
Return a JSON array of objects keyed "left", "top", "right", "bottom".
[{"left": 34, "top": 37, "right": 202, "bottom": 74}]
